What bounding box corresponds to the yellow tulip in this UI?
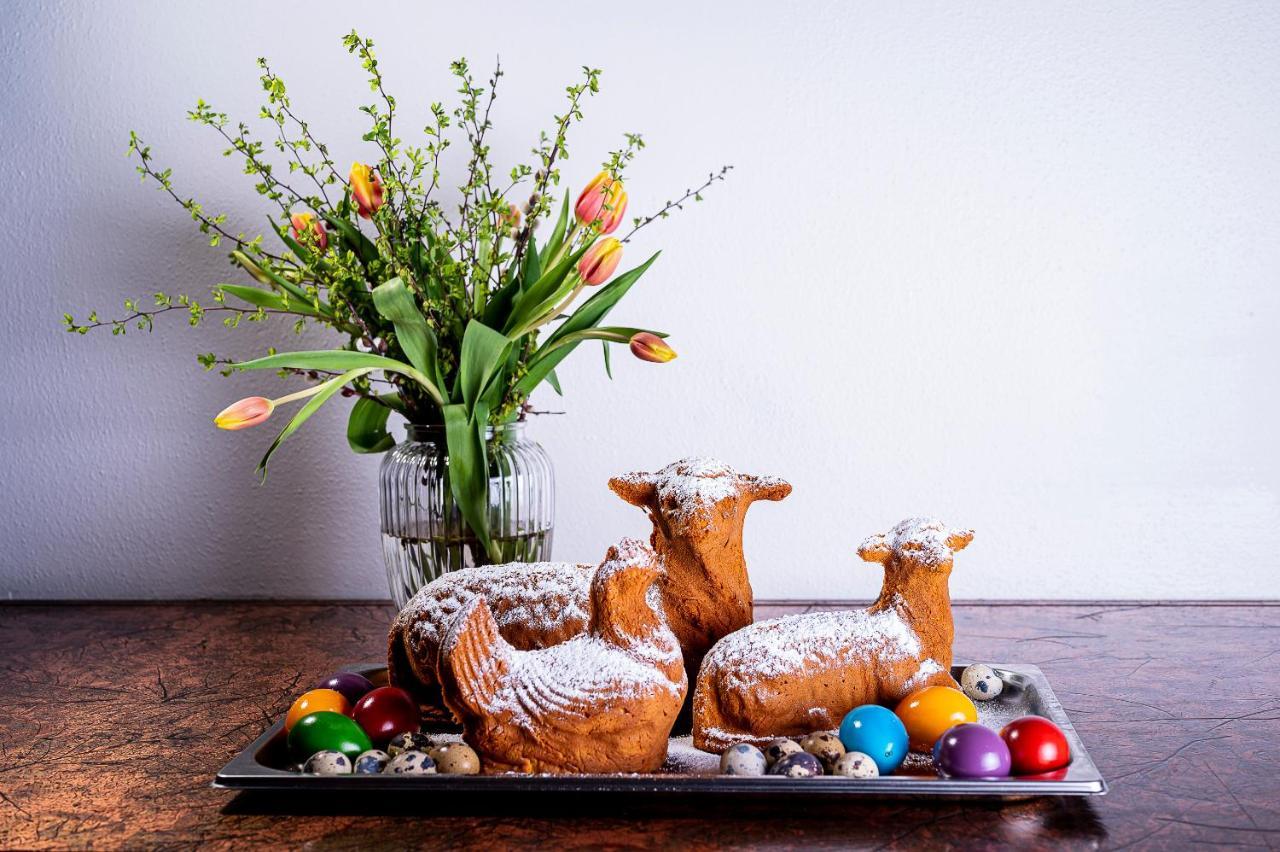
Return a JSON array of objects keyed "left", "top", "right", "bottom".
[
  {"left": 214, "top": 396, "right": 274, "bottom": 430},
  {"left": 289, "top": 212, "right": 329, "bottom": 250},
  {"left": 574, "top": 171, "right": 628, "bottom": 234},
  {"left": 629, "top": 332, "right": 677, "bottom": 363},
  {"left": 349, "top": 162, "right": 385, "bottom": 219}
]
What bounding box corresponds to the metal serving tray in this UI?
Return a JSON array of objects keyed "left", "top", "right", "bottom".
[{"left": 214, "top": 662, "right": 1106, "bottom": 798}]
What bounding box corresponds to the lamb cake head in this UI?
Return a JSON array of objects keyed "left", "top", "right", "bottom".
[
  {"left": 692, "top": 517, "right": 973, "bottom": 753},
  {"left": 609, "top": 457, "right": 791, "bottom": 683},
  {"left": 387, "top": 457, "right": 789, "bottom": 719}
]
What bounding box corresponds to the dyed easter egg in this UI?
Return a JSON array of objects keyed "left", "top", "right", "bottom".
[
  {"left": 353, "top": 749, "right": 390, "bottom": 775},
  {"left": 960, "top": 664, "right": 1004, "bottom": 701},
  {"left": 386, "top": 749, "right": 437, "bottom": 775},
  {"left": 284, "top": 689, "right": 351, "bottom": 732},
  {"left": 762, "top": 738, "right": 803, "bottom": 768},
  {"left": 1001, "top": 716, "right": 1071, "bottom": 775},
  {"left": 288, "top": 710, "right": 373, "bottom": 761},
  {"left": 895, "top": 686, "right": 978, "bottom": 752},
  {"left": 934, "top": 723, "right": 1012, "bottom": 778},
  {"left": 315, "top": 671, "right": 376, "bottom": 705},
  {"left": 768, "top": 751, "right": 823, "bottom": 777},
  {"left": 302, "top": 750, "right": 352, "bottom": 775},
  {"left": 720, "top": 743, "right": 768, "bottom": 776},
  {"left": 800, "top": 731, "right": 846, "bottom": 772},
  {"left": 838, "top": 705, "right": 909, "bottom": 775},
  {"left": 353, "top": 686, "right": 421, "bottom": 745},
  {"left": 833, "top": 751, "right": 879, "bottom": 778}
]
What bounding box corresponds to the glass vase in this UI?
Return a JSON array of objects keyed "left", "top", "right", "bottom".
[{"left": 380, "top": 422, "right": 555, "bottom": 608}]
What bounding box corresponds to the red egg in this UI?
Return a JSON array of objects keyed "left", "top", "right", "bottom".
[
  {"left": 1001, "top": 715, "right": 1070, "bottom": 775},
  {"left": 352, "top": 686, "right": 421, "bottom": 744}
]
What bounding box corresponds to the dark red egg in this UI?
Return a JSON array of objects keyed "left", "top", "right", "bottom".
[
  {"left": 352, "top": 686, "right": 421, "bottom": 744},
  {"left": 1000, "top": 715, "right": 1070, "bottom": 775}
]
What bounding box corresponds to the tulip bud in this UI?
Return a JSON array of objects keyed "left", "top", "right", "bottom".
[
  {"left": 289, "top": 212, "right": 329, "bottom": 250},
  {"left": 214, "top": 396, "right": 275, "bottom": 430},
  {"left": 577, "top": 237, "right": 623, "bottom": 286},
  {"left": 349, "top": 162, "right": 385, "bottom": 219},
  {"left": 629, "top": 332, "right": 677, "bottom": 363},
  {"left": 231, "top": 251, "right": 275, "bottom": 287},
  {"left": 574, "top": 171, "right": 628, "bottom": 234}
]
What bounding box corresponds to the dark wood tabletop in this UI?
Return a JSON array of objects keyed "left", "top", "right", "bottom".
[{"left": 1, "top": 600, "right": 1276, "bottom": 850}]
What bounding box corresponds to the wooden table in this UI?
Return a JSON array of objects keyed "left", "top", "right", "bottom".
[{"left": 1, "top": 601, "right": 1276, "bottom": 850}]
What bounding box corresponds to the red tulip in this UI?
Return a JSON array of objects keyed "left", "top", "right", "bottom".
[
  {"left": 289, "top": 212, "right": 329, "bottom": 250},
  {"left": 630, "top": 332, "right": 677, "bottom": 363},
  {"left": 574, "top": 171, "right": 628, "bottom": 234},
  {"left": 577, "top": 237, "right": 623, "bottom": 286},
  {"left": 214, "top": 397, "right": 274, "bottom": 430},
  {"left": 349, "top": 162, "right": 385, "bottom": 218}
]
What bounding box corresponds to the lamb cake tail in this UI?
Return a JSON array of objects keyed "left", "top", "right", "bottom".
[{"left": 438, "top": 595, "right": 513, "bottom": 723}]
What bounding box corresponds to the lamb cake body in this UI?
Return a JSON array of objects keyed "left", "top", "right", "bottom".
[
  {"left": 438, "top": 538, "right": 687, "bottom": 774},
  {"left": 692, "top": 518, "right": 973, "bottom": 752},
  {"left": 387, "top": 458, "right": 789, "bottom": 715}
]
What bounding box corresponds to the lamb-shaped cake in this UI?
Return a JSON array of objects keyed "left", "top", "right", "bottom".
[
  {"left": 387, "top": 457, "right": 789, "bottom": 715},
  {"left": 438, "top": 538, "right": 687, "bottom": 774},
  {"left": 692, "top": 517, "right": 973, "bottom": 752}
]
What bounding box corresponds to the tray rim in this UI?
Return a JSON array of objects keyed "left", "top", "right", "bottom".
[{"left": 213, "top": 661, "right": 1107, "bottom": 798}]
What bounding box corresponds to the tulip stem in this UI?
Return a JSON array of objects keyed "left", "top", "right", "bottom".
[
  {"left": 272, "top": 383, "right": 338, "bottom": 407},
  {"left": 517, "top": 277, "right": 586, "bottom": 338}
]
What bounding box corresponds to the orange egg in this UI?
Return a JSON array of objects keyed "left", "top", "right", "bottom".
[
  {"left": 284, "top": 688, "right": 351, "bottom": 732},
  {"left": 894, "top": 685, "right": 978, "bottom": 752}
]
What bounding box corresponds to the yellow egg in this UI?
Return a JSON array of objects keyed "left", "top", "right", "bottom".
[
  {"left": 894, "top": 685, "right": 978, "bottom": 752},
  {"left": 284, "top": 688, "right": 351, "bottom": 732}
]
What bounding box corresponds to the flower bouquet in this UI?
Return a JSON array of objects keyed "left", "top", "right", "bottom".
[{"left": 66, "top": 32, "right": 727, "bottom": 569}]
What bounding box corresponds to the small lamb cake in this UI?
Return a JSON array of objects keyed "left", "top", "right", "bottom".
[{"left": 692, "top": 518, "right": 973, "bottom": 752}]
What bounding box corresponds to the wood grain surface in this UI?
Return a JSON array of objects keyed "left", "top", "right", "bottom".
[{"left": 1, "top": 601, "right": 1276, "bottom": 850}]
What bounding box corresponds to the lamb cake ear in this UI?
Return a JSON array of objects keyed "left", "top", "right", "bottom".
[
  {"left": 947, "top": 529, "right": 975, "bottom": 552},
  {"left": 738, "top": 474, "right": 792, "bottom": 503},
  {"left": 857, "top": 533, "right": 893, "bottom": 564},
  {"left": 608, "top": 474, "right": 657, "bottom": 508}
]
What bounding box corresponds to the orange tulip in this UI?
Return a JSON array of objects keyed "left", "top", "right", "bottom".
[
  {"left": 289, "top": 212, "right": 329, "bottom": 250},
  {"left": 577, "top": 237, "right": 623, "bottom": 286},
  {"left": 629, "top": 332, "right": 677, "bottom": 363},
  {"left": 574, "top": 171, "right": 628, "bottom": 234},
  {"left": 214, "top": 396, "right": 274, "bottom": 430},
  {"left": 349, "top": 162, "right": 385, "bottom": 218}
]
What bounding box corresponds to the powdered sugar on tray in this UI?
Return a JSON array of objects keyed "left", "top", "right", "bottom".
[
  {"left": 663, "top": 736, "right": 720, "bottom": 774},
  {"left": 706, "top": 600, "right": 923, "bottom": 694}
]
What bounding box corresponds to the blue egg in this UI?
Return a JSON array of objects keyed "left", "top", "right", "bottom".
[{"left": 838, "top": 705, "right": 909, "bottom": 775}]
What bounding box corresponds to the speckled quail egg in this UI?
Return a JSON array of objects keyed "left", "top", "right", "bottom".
[
  {"left": 386, "top": 749, "right": 437, "bottom": 775},
  {"left": 429, "top": 742, "right": 481, "bottom": 775},
  {"left": 960, "top": 664, "right": 1004, "bottom": 701},
  {"left": 353, "top": 749, "right": 390, "bottom": 775},
  {"left": 768, "top": 751, "right": 823, "bottom": 777},
  {"left": 833, "top": 751, "right": 880, "bottom": 778},
  {"left": 302, "top": 750, "right": 352, "bottom": 775},
  {"left": 386, "top": 731, "right": 433, "bottom": 757},
  {"left": 762, "top": 737, "right": 803, "bottom": 768},
  {"left": 800, "top": 731, "right": 846, "bottom": 772},
  {"left": 719, "top": 743, "right": 768, "bottom": 776}
]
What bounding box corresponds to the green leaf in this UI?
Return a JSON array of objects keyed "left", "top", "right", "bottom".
[
  {"left": 457, "top": 320, "right": 512, "bottom": 410},
  {"left": 481, "top": 269, "right": 522, "bottom": 330},
  {"left": 547, "top": 368, "right": 563, "bottom": 395},
  {"left": 347, "top": 396, "right": 397, "bottom": 454},
  {"left": 504, "top": 241, "right": 592, "bottom": 335},
  {"left": 602, "top": 340, "right": 613, "bottom": 380},
  {"left": 443, "top": 403, "right": 498, "bottom": 561},
  {"left": 234, "top": 350, "right": 444, "bottom": 405},
  {"left": 539, "top": 193, "right": 571, "bottom": 267},
  {"left": 219, "top": 284, "right": 322, "bottom": 317},
  {"left": 372, "top": 277, "right": 444, "bottom": 390},
  {"left": 319, "top": 211, "right": 379, "bottom": 265},
  {"left": 257, "top": 368, "right": 371, "bottom": 477},
  {"left": 521, "top": 232, "right": 542, "bottom": 290}
]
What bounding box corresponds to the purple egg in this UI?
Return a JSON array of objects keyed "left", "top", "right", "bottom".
[
  {"left": 935, "top": 723, "right": 1011, "bottom": 779},
  {"left": 316, "top": 671, "right": 375, "bottom": 704}
]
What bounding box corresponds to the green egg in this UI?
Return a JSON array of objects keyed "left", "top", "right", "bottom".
[{"left": 287, "top": 710, "right": 372, "bottom": 761}]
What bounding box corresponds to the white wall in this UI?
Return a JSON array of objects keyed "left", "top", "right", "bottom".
[{"left": 2, "top": 0, "right": 1277, "bottom": 600}]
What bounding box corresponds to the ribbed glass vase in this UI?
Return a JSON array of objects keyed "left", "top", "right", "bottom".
[{"left": 380, "top": 422, "right": 555, "bottom": 608}]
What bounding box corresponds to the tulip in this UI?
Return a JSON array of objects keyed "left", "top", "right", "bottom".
[
  {"left": 574, "top": 171, "right": 628, "bottom": 234},
  {"left": 231, "top": 251, "right": 275, "bottom": 287},
  {"left": 289, "top": 212, "right": 329, "bottom": 250},
  {"left": 214, "top": 396, "right": 274, "bottom": 430},
  {"left": 577, "top": 237, "right": 623, "bottom": 286},
  {"left": 349, "top": 162, "right": 385, "bottom": 218},
  {"left": 630, "top": 332, "right": 677, "bottom": 363}
]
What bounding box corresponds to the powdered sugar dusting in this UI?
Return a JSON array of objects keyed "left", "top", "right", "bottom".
[
  {"left": 865, "top": 517, "right": 968, "bottom": 568},
  {"left": 616, "top": 457, "right": 782, "bottom": 529},
  {"left": 403, "top": 561, "right": 594, "bottom": 652},
  {"left": 706, "top": 598, "right": 923, "bottom": 695}
]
